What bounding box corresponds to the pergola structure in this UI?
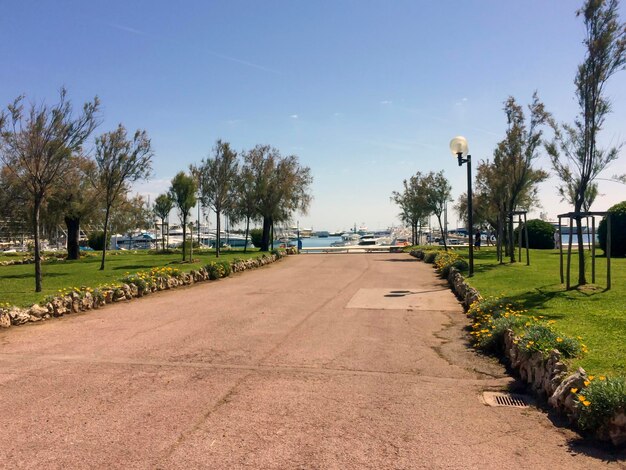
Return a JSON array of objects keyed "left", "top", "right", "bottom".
[
  {"left": 557, "top": 211, "right": 612, "bottom": 290},
  {"left": 504, "top": 210, "right": 530, "bottom": 266}
]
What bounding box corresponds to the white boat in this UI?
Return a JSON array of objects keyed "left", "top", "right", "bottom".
[
  {"left": 330, "top": 233, "right": 361, "bottom": 247},
  {"left": 110, "top": 232, "right": 157, "bottom": 250},
  {"left": 358, "top": 233, "right": 393, "bottom": 246}
]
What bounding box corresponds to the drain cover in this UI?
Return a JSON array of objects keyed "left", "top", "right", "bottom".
[{"left": 482, "top": 391, "right": 531, "bottom": 408}]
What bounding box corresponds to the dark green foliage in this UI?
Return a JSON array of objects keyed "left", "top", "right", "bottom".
[
  {"left": 515, "top": 219, "right": 556, "bottom": 249},
  {"left": 250, "top": 228, "right": 263, "bottom": 249},
  {"left": 598, "top": 201, "right": 626, "bottom": 257},
  {"left": 577, "top": 377, "right": 626, "bottom": 432},
  {"left": 218, "top": 260, "right": 231, "bottom": 277},
  {"left": 88, "top": 231, "right": 109, "bottom": 251}
]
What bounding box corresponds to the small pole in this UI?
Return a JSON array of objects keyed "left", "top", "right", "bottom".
[
  {"left": 558, "top": 216, "right": 564, "bottom": 284},
  {"left": 591, "top": 216, "right": 596, "bottom": 284},
  {"left": 464, "top": 153, "right": 474, "bottom": 276},
  {"left": 524, "top": 213, "right": 530, "bottom": 266},
  {"left": 607, "top": 214, "right": 611, "bottom": 290},
  {"left": 518, "top": 214, "right": 522, "bottom": 262},
  {"left": 566, "top": 217, "right": 573, "bottom": 289}
]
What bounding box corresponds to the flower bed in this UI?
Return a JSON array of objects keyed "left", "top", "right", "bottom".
[
  {"left": 409, "top": 249, "right": 626, "bottom": 446},
  {"left": 0, "top": 252, "right": 286, "bottom": 329}
]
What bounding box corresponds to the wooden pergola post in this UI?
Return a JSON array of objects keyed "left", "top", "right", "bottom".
[{"left": 558, "top": 216, "right": 564, "bottom": 284}]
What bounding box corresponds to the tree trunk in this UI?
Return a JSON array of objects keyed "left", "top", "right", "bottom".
[
  {"left": 244, "top": 216, "right": 250, "bottom": 254},
  {"left": 33, "top": 200, "right": 43, "bottom": 292},
  {"left": 161, "top": 218, "right": 165, "bottom": 251},
  {"left": 574, "top": 205, "right": 586, "bottom": 286},
  {"left": 216, "top": 208, "right": 221, "bottom": 258},
  {"left": 65, "top": 216, "right": 81, "bottom": 260},
  {"left": 261, "top": 216, "right": 271, "bottom": 252},
  {"left": 436, "top": 215, "right": 447, "bottom": 251},
  {"left": 508, "top": 212, "right": 516, "bottom": 263},
  {"left": 271, "top": 219, "right": 274, "bottom": 250},
  {"left": 182, "top": 216, "right": 187, "bottom": 261},
  {"left": 100, "top": 205, "right": 110, "bottom": 271}
]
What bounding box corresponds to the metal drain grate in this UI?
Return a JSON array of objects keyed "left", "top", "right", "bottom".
[{"left": 482, "top": 391, "right": 531, "bottom": 408}]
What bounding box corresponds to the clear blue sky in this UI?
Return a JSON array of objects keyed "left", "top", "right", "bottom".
[{"left": 2, "top": 1, "right": 625, "bottom": 231}]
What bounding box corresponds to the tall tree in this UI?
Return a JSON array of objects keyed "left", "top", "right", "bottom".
[
  {"left": 424, "top": 171, "right": 452, "bottom": 251},
  {"left": 169, "top": 172, "right": 196, "bottom": 261},
  {"left": 0, "top": 89, "right": 99, "bottom": 291},
  {"left": 47, "top": 155, "right": 99, "bottom": 259},
  {"left": 247, "top": 146, "right": 312, "bottom": 251},
  {"left": 194, "top": 140, "right": 239, "bottom": 258},
  {"left": 153, "top": 193, "right": 173, "bottom": 251},
  {"left": 94, "top": 125, "right": 153, "bottom": 270},
  {"left": 236, "top": 150, "right": 263, "bottom": 252},
  {"left": 492, "top": 94, "right": 549, "bottom": 262},
  {"left": 392, "top": 173, "right": 430, "bottom": 245},
  {"left": 546, "top": 0, "right": 626, "bottom": 285}
]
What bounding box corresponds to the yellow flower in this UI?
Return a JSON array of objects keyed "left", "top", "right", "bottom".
[
  {"left": 556, "top": 337, "right": 563, "bottom": 343},
  {"left": 570, "top": 388, "right": 578, "bottom": 393},
  {"left": 584, "top": 381, "right": 590, "bottom": 387},
  {"left": 599, "top": 376, "right": 606, "bottom": 381},
  {"left": 588, "top": 375, "right": 594, "bottom": 381},
  {"left": 582, "top": 400, "right": 591, "bottom": 407},
  {"left": 578, "top": 395, "right": 586, "bottom": 402}
]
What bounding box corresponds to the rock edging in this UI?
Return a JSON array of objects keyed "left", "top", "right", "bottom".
[
  {"left": 408, "top": 249, "right": 626, "bottom": 446},
  {"left": 0, "top": 253, "right": 284, "bottom": 330}
]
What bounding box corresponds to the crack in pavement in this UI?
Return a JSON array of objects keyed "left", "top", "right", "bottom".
[{"left": 0, "top": 353, "right": 509, "bottom": 386}]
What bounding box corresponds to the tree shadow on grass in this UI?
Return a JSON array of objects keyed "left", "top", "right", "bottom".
[
  {"left": 0, "top": 272, "right": 67, "bottom": 280},
  {"left": 112, "top": 264, "right": 162, "bottom": 271}
]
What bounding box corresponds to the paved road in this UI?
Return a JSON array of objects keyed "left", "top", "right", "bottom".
[{"left": 1, "top": 254, "right": 624, "bottom": 469}]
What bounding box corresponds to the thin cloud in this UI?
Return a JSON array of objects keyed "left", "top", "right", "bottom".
[
  {"left": 380, "top": 100, "right": 392, "bottom": 105},
  {"left": 108, "top": 23, "right": 148, "bottom": 36},
  {"left": 205, "top": 51, "right": 280, "bottom": 74},
  {"left": 290, "top": 114, "right": 299, "bottom": 119},
  {"left": 105, "top": 22, "right": 279, "bottom": 74}
]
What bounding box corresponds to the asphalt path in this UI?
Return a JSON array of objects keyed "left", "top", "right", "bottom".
[{"left": 1, "top": 253, "right": 624, "bottom": 469}]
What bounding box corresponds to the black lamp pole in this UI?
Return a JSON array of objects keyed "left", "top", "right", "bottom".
[{"left": 457, "top": 152, "right": 474, "bottom": 276}]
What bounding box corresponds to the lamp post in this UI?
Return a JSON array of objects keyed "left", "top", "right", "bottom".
[{"left": 449, "top": 136, "right": 474, "bottom": 276}]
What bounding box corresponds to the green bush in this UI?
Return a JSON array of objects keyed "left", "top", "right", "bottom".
[
  {"left": 514, "top": 219, "right": 555, "bottom": 249},
  {"left": 205, "top": 262, "right": 225, "bottom": 280},
  {"left": 576, "top": 376, "right": 626, "bottom": 433},
  {"left": 218, "top": 260, "right": 231, "bottom": 277},
  {"left": 423, "top": 251, "right": 438, "bottom": 263},
  {"left": 87, "top": 231, "right": 110, "bottom": 251},
  {"left": 598, "top": 201, "right": 626, "bottom": 257},
  {"left": 517, "top": 323, "right": 582, "bottom": 358},
  {"left": 249, "top": 228, "right": 263, "bottom": 249}
]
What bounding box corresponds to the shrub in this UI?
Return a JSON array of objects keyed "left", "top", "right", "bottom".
[
  {"left": 598, "top": 201, "right": 626, "bottom": 257},
  {"left": 434, "top": 251, "right": 468, "bottom": 277},
  {"left": 423, "top": 251, "right": 438, "bottom": 263},
  {"left": 576, "top": 376, "right": 626, "bottom": 433},
  {"left": 87, "top": 231, "right": 110, "bottom": 251},
  {"left": 467, "top": 297, "right": 526, "bottom": 352},
  {"left": 218, "top": 260, "right": 231, "bottom": 277},
  {"left": 249, "top": 228, "right": 263, "bottom": 249},
  {"left": 205, "top": 262, "right": 225, "bottom": 280},
  {"left": 517, "top": 323, "right": 582, "bottom": 358},
  {"left": 514, "top": 219, "right": 556, "bottom": 249}
]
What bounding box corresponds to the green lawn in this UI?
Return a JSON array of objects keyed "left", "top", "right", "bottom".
[
  {"left": 448, "top": 246, "right": 625, "bottom": 377},
  {"left": 0, "top": 249, "right": 265, "bottom": 308}
]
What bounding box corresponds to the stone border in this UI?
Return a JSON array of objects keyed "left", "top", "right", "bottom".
[
  {"left": 409, "top": 249, "right": 626, "bottom": 446},
  {"left": 0, "top": 253, "right": 284, "bottom": 329}
]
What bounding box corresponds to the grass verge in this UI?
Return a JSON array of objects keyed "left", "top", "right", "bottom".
[
  {"left": 448, "top": 246, "right": 625, "bottom": 377},
  {"left": 0, "top": 249, "right": 265, "bottom": 307}
]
